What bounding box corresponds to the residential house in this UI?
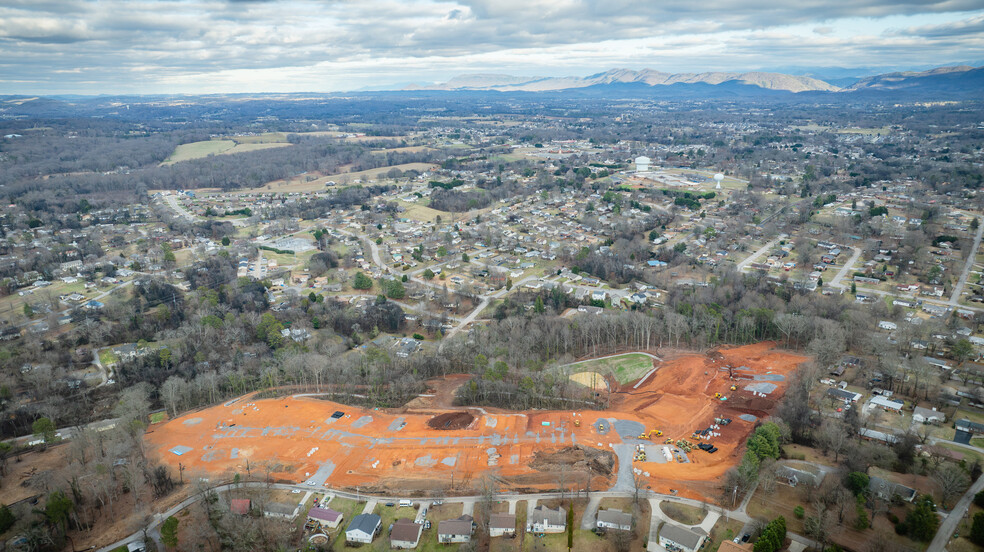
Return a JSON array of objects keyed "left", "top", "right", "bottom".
[
  {"left": 390, "top": 518, "right": 423, "bottom": 549},
  {"left": 868, "top": 475, "right": 916, "bottom": 502},
  {"left": 596, "top": 509, "right": 633, "bottom": 531},
  {"left": 658, "top": 523, "right": 706, "bottom": 552},
  {"left": 489, "top": 513, "right": 516, "bottom": 537},
  {"left": 528, "top": 506, "right": 566, "bottom": 534},
  {"left": 859, "top": 428, "right": 899, "bottom": 444},
  {"left": 346, "top": 513, "right": 381, "bottom": 544},
  {"left": 826, "top": 388, "right": 862, "bottom": 403},
  {"left": 307, "top": 507, "right": 344, "bottom": 529},
  {"left": 868, "top": 396, "right": 904, "bottom": 413},
  {"left": 912, "top": 407, "right": 945, "bottom": 424},
  {"left": 438, "top": 515, "right": 475, "bottom": 543}
]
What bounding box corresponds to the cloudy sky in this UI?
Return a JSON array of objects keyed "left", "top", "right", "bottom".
[{"left": 1, "top": 0, "right": 983, "bottom": 94}]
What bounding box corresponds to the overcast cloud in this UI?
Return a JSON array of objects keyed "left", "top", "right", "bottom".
[{"left": 0, "top": 0, "right": 982, "bottom": 94}]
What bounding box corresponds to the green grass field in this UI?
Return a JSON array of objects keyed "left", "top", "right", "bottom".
[
  {"left": 163, "top": 140, "right": 236, "bottom": 164},
  {"left": 162, "top": 138, "right": 292, "bottom": 165},
  {"left": 565, "top": 353, "right": 655, "bottom": 385}
]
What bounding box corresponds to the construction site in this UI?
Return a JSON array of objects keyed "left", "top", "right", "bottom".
[{"left": 145, "top": 342, "right": 806, "bottom": 502}]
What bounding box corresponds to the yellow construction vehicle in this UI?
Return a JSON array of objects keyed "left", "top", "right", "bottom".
[
  {"left": 574, "top": 419, "right": 581, "bottom": 427},
  {"left": 714, "top": 392, "right": 723, "bottom": 399},
  {"left": 664, "top": 437, "right": 673, "bottom": 444},
  {"left": 730, "top": 385, "right": 737, "bottom": 391},
  {"left": 638, "top": 429, "right": 664, "bottom": 439}
]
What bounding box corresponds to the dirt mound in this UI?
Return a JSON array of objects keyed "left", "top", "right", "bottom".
[
  {"left": 529, "top": 446, "right": 615, "bottom": 476},
  {"left": 725, "top": 394, "right": 775, "bottom": 414},
  {"left": 427, "top": 411, "right": 475, "bottom": 430}
]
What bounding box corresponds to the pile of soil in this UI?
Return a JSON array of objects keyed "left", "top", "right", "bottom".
[
  {"left": 529, "top": 446, "right": 615, "bottom": 476},
  {"left": 427, "top": 411, "right": 475, "bottom": 430},
  {"left": 725, "top": 393, "right": 775, "bottom": 415}
]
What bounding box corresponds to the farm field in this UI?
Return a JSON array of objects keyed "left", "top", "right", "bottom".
[{"left": 162, "top": 138, "right": 292, "bottom": 165}]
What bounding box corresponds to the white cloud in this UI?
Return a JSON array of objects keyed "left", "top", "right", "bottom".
[{"left": 0, "top": 0, "right": 981, "bottom": 93}]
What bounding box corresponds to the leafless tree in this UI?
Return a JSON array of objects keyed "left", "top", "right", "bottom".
[{"left": 932, "top": 463, "right": 970, "bottom": 509}]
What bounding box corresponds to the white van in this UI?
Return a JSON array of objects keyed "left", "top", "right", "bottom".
[{"left": 399, "top": 500, "right": 413, "bottom": 508}]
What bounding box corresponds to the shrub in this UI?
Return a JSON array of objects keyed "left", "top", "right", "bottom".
[{"left": 793, "top": 505, "right": 805, "bottom": 519}]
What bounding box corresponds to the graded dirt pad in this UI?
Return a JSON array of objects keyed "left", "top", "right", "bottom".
[
  {"left": 529, "top": 445, "right": 615, "bottom": 477},
  {"left": 144, "top": 341, "right": 805, "bottom": 503},
  {"left": 427, "top": 412, "right": 475, "bottom": 430}
]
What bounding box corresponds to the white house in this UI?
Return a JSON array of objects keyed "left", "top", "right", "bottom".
[
  {"left": 528, "top": 506, "right": 566, "bottom": 534},
  {"left": 596, "top": 509, "right": 633, "bottom": 531},
  {"left": 913, "top": 406, "right": 945, "bottom": 424},
  {"left": 345, "top": 513, "right": 381, "bottom": 544},
  {"left": 659, "top": 523, "right": 705, "bottom": 552},
  {"left": 489, "top": 513, "right": 516, "bottom": 537},
  {"left": 878, "top": 321, "right": 897, "bottom": 331},
  {"left": 868, "top": 395, "right": 904, "bottom": 413}
]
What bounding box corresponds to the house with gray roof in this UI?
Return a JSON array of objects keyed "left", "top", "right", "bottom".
[
  {"left": 489, "top": 513, "right": 516, "bottom": 537},
  {"left": 659, "top": 522, "right": 705, "bottom": 552},
  {"left": 346, "top": 513, "right": 381, "bottom": 544},
  {"left": 912, "top": 406, "right": 945, "bottom": 424},
  {"left": 596, "top": 509, "right": 633, "bottom": 531},
  {"left": 438, "top": 515, "right": 475, "bottom": 543},
  {"left": 868, "top": 476, "right": 916, "bottom": 502},
  {"left": 528, "top": 505, "right": 566, "bottom": 533}
]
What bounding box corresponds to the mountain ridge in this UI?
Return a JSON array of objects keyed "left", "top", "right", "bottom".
[{"left": 405, "top": 65, "right": 982, "bottom": 95}]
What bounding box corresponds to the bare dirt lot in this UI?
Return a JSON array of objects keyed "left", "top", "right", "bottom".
[{"left": 144, "top": 342, "right": 805, "bottom": 502}]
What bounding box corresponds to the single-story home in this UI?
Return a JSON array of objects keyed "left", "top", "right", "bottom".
[
  {"left": 827, "top": 388, "right": 862, "bottom": 403},
  {"left": 346, "top": 513, "right": 381, "bottom": 544},
  {"left": 390, "top": 518, "right": 423, "bottom": 549},
  {"left": 596, "top": 509, "right": 633, "bottom": 531},
  {"left": 308, "top": 506, "right": 344, "bottom": 529},
  {"left": 528, "top": 506, "right": 566, "bottom": 534},
  {"left": 860, "top": 428, "right": 900, "bottom": 444},
  {"left": 956, "top": 418, "right": 984, "bottom": 435},
  {"left": 869, "top": 475, "right": 916, "bottom": 502},
  {"left": 438, "top": 515, "right": 475, "bottom": 543},
  {"left": 489, "top": 513, "right": 516, "bottom": 537},
  {"left": 659, "top": 523, "right": 706, "bottom": 552},
  {"left": 912, "top": 406, "right": 945, "bottom": 424},
  {"left": 868, "top": 396, "right": 904, "bottom": 413}
]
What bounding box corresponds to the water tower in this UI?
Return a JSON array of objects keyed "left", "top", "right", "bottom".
[
  {"left": 635, "top": 156, "right": 651, "bottom": 173},
  {"left": 714, "top": 173, "right": 724, "bottom": 189}
]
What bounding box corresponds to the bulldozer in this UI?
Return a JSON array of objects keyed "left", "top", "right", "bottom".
[
  {"left": 714, "top": 392, "right": 723, "bottom": 399},
  {"left": 573, "top": 419, "right": 581, "bottom": 427},
  {"left": 730, "top": 385, "right": 737, "bottom": 391}
]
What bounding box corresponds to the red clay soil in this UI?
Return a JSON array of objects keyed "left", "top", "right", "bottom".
[
  {"left": 427, "top": 412, "right": 475, "bottom": 430},
  {"left": 143, "top": 341, "right": 806, "bottom": 503}
]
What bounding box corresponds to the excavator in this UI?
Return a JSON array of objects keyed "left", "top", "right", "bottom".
[{"left": 638, "top": 429, "right": 664, "bottom": 439}]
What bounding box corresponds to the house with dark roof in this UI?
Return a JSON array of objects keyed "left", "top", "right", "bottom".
[
  {"left": 346, "top": 513, "right": 381, "bottom": 544},
  {"left": 596, "top": 509, "right": 633, "bottom": 531},
  {"left": 438, "top": 515, "right": 475, "bottom": 543},
  {"left": 658, "top": 523, "right": 705, "bottom": 552},
  {"left": 390, "top": 518, "right": 423, "bottom": 549},
  {"left": 827, "top": 388, "right": 862, "bottom": 403},
  {"left": 489, "top": 513, "right": 516, "bottom": 537}
]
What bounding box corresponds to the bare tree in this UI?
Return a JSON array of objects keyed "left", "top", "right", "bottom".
[{"left": 932, "top": 463, "right": 970, "bottom": 509}]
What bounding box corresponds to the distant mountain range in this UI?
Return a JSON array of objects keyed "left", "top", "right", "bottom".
[{"left": 404, "top": 65, "right": 984, "bottom": 97}]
